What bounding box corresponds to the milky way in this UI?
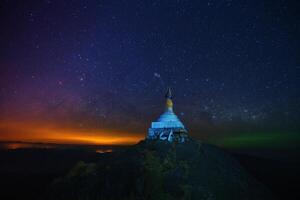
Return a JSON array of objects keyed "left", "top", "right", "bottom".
[{"left": 0, "top": 0, "right": 299, "bottom": 146}]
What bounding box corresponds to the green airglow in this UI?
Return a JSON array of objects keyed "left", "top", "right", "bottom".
[{"left": 208, "top": 132, "right": 300, "bottom": 149}]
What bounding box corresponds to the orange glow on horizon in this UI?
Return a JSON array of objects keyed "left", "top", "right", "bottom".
[{"left": 0, "top": 121, "right": 144, "bottom": 145}]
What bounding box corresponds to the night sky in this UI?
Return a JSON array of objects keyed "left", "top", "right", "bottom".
[{"left": 0, "top": 0, "right": 299, "bottom": 147}]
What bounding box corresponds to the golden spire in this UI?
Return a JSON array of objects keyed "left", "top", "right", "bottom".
[{"left": 165, "top": 87, "right": 173, "bottom": 110}]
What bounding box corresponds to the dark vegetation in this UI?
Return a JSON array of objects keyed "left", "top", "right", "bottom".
[
  {"left": 44, "top": 140, "right": 273, "bottom": 200},
  {"left": 0, "top": 148, "right": 100, "bottom": 200},
  {"left": 0, "top": 141, "right": 299, "bottom": 200}
]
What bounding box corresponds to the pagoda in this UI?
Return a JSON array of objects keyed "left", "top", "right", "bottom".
[{"left": 147, "top": 88, "right": 188, "bottom": 143}]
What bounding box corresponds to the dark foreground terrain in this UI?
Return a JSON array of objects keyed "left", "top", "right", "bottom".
[{"left": 0, "top": 141, "right": 299, "bottom": 200}]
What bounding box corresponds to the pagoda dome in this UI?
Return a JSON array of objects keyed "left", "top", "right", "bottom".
[{"left": 157, "top": 109, "right": 185, "bottom": 128}]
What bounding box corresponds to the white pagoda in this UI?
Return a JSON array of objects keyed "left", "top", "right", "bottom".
[{"left": 147, "top": 88, "right": 188, "bottom": 143}]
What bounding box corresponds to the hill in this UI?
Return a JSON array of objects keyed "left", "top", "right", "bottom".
[{"left": 45, "top": 139, "right": 273, "bottom": 200}]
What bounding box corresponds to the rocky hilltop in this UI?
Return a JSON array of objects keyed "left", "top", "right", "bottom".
[{"left": 45, "top": 139, "right": 273, "bottom": 200}]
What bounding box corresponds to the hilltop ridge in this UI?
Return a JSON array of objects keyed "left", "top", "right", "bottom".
[{"left": 45, "top": 139, "right": 273, "bottom": 200}]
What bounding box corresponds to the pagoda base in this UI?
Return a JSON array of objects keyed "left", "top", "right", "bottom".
[{"left": 147, "top": 128, "right": 188, "bottom": 143}]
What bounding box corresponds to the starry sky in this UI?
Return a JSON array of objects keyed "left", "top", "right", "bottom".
[{"left": 0, "top": 0, "right": 299, "bottom": 147}]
